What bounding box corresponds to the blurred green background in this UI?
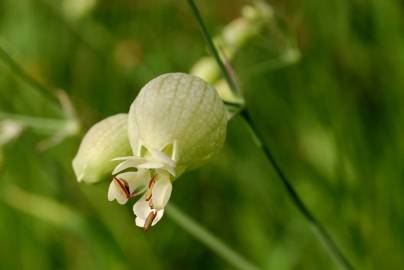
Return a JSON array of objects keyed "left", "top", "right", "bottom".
[{"left": 1, "top": 0, "right": 403, "bottom": 269}]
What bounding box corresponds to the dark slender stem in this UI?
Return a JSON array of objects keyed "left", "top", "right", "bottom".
[
  {"left": 240, "top": 109, "right": 354, "bottom": 270},
  {"left": 187, "top": 0, "right": 241, "bottom": 96},
  {"left": 0, "top": 44, "right": 61, "bottom": 110},
  {"left": 187, "top": 0, "right": 354, "bottom": 269}
]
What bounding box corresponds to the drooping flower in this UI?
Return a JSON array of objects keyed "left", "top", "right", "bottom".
[
  {"left": 73, "top": 73, "right": 227, "bottom": 231},
  {"left": 109, "top": 73, "right": 227, "bottom": 230}
]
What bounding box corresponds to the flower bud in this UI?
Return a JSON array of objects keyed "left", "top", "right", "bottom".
[
  {"left": 72, "top": 114, "right": 131, "bottom": 183},
  {"left": 190, "top": 57, "right": 221, "bottom": 84}
]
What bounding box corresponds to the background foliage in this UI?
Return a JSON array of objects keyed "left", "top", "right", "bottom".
[{"left": 1, "top": 0, "right": 403, "bottom": 269}]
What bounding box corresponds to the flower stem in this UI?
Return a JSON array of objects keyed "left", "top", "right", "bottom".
[
  {"left": 0, "top": 44, "right": 61, "bottom": 111},
  {"left": 240, "top": 109, "right": 354, "bottom": 270},
  {"left": 187, "top": 1, "right": 354, "bottom": 269},
  {"left": 0, "top": 112, "right": 68, "bottom": 132},
  {"left": 166, "top": 204, "right": 260, "bottom": 270}
]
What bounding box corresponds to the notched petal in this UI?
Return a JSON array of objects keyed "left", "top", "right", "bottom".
[
  {"left": 151, "top": 177, "right": 172, "bottom": 210},
  {"left": 108, "top": 179, "right": 129, "bottom": 205}
]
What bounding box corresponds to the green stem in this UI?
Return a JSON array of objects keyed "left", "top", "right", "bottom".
[
  {"left": 187, "top": 1, "right": 354, "bottom": 269},
  {"left": 0, "top": 44, "right": 61, "bottom": 110},
  {"left": 0, "top": 112, "right": 67, "bottom": 132},
  {"left": 241, "top": 109, "right": 354, "bottom": 270},
  {"left": 166, "top": 204, "right": 259, "bottom": 270}
]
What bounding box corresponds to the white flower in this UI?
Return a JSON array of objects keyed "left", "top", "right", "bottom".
[
  {"left": 108, "top": 73, "right": 227, "bottom": 230},
  {"left": 72, "top": 73, "right": 227, "bottom": 230}
]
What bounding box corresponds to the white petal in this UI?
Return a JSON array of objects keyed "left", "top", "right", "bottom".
[
  {"left": 135, "top": 216, "right": 146, "bottom": 227},
  {"left": 133, "top": 195, "right": 150, "bottom": 220},
  {"left": 133, "top": 194, "right": 166, "bottom": 224},
  {"left": 117, "top": 171, "right": 138, "bottom": 181},
  {"left": 107, "top": 180, "right": 128, "bottom": 205},
  {"left": 161, "top": 165, "right": 176, "bottom": 177},
  {"left": 152, "top": 209, "right": 164, "bottom": 226},
  {"left": 112, "top": 159, "right": 141, "bottom": 175},
  {"left": 138, "top": 161, "right": 165, "bottom": 169},
  {"left": 148, "top": 148, "right": 175, "bottom": 167},
  {"left": 112, "top": 156, "right": 143, "bottom": 161},
  {"left": 134, "top": 209, "right": 164, "bottom": 228},
  {"left": 151, "top": 177, "right": 172, "bottom": 210},
  {"left": 119, "top": 170, "right": 150, "bottom": 193}
]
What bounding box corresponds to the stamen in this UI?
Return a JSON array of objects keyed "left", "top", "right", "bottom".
[
  {"left": 113, "top": 177, "right": 130, "bottom": 198},
  {"left": 129, "top": 190, "right": 143, "bottom": 198},
  {"left": 148, "top": 199, "right": 154, "bottom": 209},
  {"left": 145, "top": 175, "right": 158, "bottom": 201},
  {"left": 145, "top": 192, "right": 152, "bottom": 201},
  {"left": 148, "top": 175, "right": 158, "bottom": 189},
  {"left": 144, "top": 210, "right": 157, "bottom": 231}
]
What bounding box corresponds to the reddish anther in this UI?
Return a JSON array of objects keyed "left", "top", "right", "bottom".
[
  {"left": 143, "top": 211, "right": 157, "bottom": 231},
  {"left": 114, "top": 177, "right": 130, "bottom": 198},
  {"left": 148, "top": 175, "right": 158, "bottom": 189},
  {"left": 145, "top": 175, "right": 158, "bottom": 202}
]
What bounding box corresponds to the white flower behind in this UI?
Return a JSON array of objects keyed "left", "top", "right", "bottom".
[{"left": 72, "top": 114, "right": 131, "bottom": 184}]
